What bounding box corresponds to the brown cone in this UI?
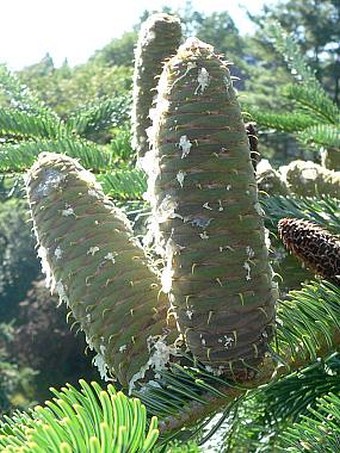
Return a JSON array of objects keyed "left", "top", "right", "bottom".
[
  {"left": 278, "top": 218, "right": 340, "bottom": 286},
  {"left": 245, "top": 122, "right": 260, "bottom": 171}
]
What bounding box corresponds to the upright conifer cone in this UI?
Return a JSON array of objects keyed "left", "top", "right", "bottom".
[
  {"left": 278, "top": 218, "right": 340, "bottom": 286},
  {"left": 25, "top": 153, "right": 177, "bottom": 389},
  {"left": 132, "top": 13, "right": 182, "bottom": 159},
  {"left": 147, "top": 38, "right": 277, "bottom": 376},
  {"left": 280, "top": 160, "right": 340, "bottom": 198}
]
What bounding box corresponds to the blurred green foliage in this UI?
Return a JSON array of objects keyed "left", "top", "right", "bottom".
[{"left": 0, "top": 198, "right": 40, "bottom": 321}]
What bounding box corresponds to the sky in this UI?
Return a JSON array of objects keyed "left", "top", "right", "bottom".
[{"left": 0, "top": 0, "right": 271, "bottom": 70}]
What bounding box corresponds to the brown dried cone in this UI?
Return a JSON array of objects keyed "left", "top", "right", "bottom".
[
  {"left": 132, "top": 13, "right": 182, "bottom": 159},
  {"left": 245, "top": 122, "right": 260, "bottom": 171},
  {"left": 278, "top": 218, "right": 340, "bottom": 286},
  {"left": 146, "top": 38, "right": 277, "bottom": 377},
  {"left": 25, "top": 152, "right": 178, "bottom": 390}
]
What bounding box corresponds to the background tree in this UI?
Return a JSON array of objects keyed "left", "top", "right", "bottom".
[
  {"left": 249, "top": 0, "right": 340, "bottom": 104},
  {"left": 249, "top": 21, "right": 340, "bottom": 169},
  {"left": 91, "top": 31, "right": 137, "bottom": 67}
]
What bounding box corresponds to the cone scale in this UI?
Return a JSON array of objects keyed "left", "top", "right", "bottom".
[
  {"left": 147, "top": 38, "right": 277, "bottom": 375},
  {"left": 25, "top": 153, "right": 176, "bottom": 389}
]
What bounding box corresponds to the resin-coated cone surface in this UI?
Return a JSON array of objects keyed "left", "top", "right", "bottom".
[
  {"left": 147, "top": 38, "right": 277, "bottom": 376},
  {"left": 26, "top": 152, "right": 177, "bottom": 389}
]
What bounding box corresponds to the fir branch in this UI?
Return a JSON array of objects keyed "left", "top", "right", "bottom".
[
  {"left": 97, "top": 168, "right": 147, "bottom": 200},
  {"left": 67, "top": 94, "right": 131, "bottom": 139},
  {"left": 0, "top": 139, "right": 112, "bottom": 173},
  {"left": 0, "top": 108, "right": 67, "bottom": 140},
  {"left": 262, "top": 21, "right": 339, "bottom": 126},
  {"left": 263, "top": 21, "right": 323, "bottom": 89},
  {"left": 277, "top": 280, "right": 340, "bottom": 363},
  {"left": 297, "top": 124, "right": 340, "bottom": 149},
  {"left": 278, "top": 392, "right": 340, "bottom": 452},
  {"left": 261, "top": 353, "right": 340, "bottom": 424},
  {"left": 0, "top": 379, "right": 159, "bottom": 452},
  {"left": 0, "top": 64, "right": 59, "bottom": 120},
  {"left": 284, "top": 84, "right": 339, "bottom": 125},
  {"left": 261, "top": 195, "right": 340, "bottom": 234},
  {"left": 137, "top": 280, "right": 340, "bottom": 439},
  {"left": 250, "top": 109, "right": 319, "bottom": 132},
  {"left": 109, "top": 126, "right": 135, "bottom": 163},
  {"left": 222, "top": 354, "right": 340, "bottom": 452}
]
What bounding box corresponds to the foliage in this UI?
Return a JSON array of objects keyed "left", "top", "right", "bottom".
[
  {"left": 215, "top": 354, "right": 340, "bottom": 452},
  {"left": 278, "top": 392, "right": 340, "bottom": 452},
  {"left": 0, "top": 380, "right": 159, "bottom": 452},
  {"left": 249, "top": 20, "right": 340, "bottom": 168},
  {"left": 0, "top": 64, "right": 136, "bottom": 201},
  {"left": 15, "top": 58, "right": 132, "bottom": 119},
  {"left": 91, "top": 31, "right": 137, "bottom": 67},
  {"left": 67, "top": 93, "right": 131, "bottom": 142},
  {"left": 7, "top": 280, "right": 98, "bottom": 402},
  {"left": 262, "top": 194, "right": 340, "bottom": 233},
  {"left": 0, "top": 323, "right": 37, "bottom": 416},
  {"left": 0, "top": 198, "right": 40, "bottom": 321},
  {"left": 249, "top": 0, "right": 340, "bottom": 104}
]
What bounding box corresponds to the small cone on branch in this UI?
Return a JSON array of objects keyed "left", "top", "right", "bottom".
[
  {"left": 278, "top": 218, "right": 340, "bottom": 286},
  {"left": 256, "top": 159, "right": 290, "bottom": 196},
  {"left": 245, "top": 122, "right": 260, "bottom": 171}
]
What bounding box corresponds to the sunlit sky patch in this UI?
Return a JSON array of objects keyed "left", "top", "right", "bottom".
[{"left": 1, "top": 0, "right": 272, "bottom": 70}]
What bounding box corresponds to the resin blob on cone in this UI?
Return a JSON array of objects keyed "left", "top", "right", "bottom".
[
  {"left": 25, "top": 152, "right": 177, "bottom": 389},
  {"left": 146, "top": 38, "right": 277, "bottom": 376}
]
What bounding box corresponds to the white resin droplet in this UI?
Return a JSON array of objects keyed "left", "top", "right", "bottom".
[
  {"left": 178, "top": 135, "right": 193, "bottom": 159},
  {"left": 243, "top": 261, "right": 251, "bottom": 281},
  {"left": 54, "top": 246, "right": 63, "bottom": 260},
  {"left": 195, "top": 67, "right": 210, "bottom": 95},
  {"left": 176, "top": 170, "right": 186, "bottom": 188},
  {"left": 87, "top": 246, "right": 100, "bottom": 256},
  {"left": 61, "top": 205, "right": 75, "bottom": 217}
]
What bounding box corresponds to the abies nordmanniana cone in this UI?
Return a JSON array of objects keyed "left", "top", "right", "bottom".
[
  {"left": 146, "top": 38, "right": 277, "bottom": 376},
  {"left": 278, "top": 218, "right": 340, "bottom": 286},
  {"left": 280, "top": 160, "right": 340, "bottom": 198},
  {"left": 25, "top": 152, "right": 177, "bottom": 390},
  {"left": 132, "top": 13, "right": 182, "bottom": 160}
]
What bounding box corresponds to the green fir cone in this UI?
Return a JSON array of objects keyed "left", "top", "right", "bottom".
[
  {"left": 280, "top": 160, "right": 340, "bottom": 198},
  {"left": 256, "top": 159, "right": 290, "bottom": 196},
  {"left": 25, "top": 152, "right": 178, "bottom": 389},
  {"left": 321, "top": 147, "right": 340, "bottom": 171},
  {"left": 278, "top": 218, "right": 340, "bottom": 286},
  {"left": 146, "top": 38, "right": 277, "bottom": 377},
  {"left": 132, "top": 13, "right": 182, "bottom": 160}
]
